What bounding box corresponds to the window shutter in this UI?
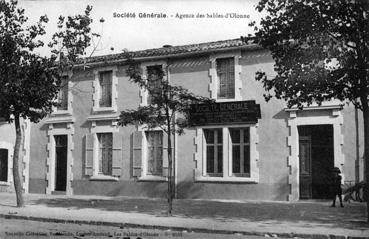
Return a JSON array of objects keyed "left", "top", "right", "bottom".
[
  {"left": 162, "top": 132, "right": 174, "bottom": 177},
  {"left": 112, "top": 132, "right": 123, "bottom": 177},
  {"left": 85, "top": 134, "right": 94, "bottom": 176},
  {"left": 132, "top": 131, "right": 142, "bottom": 178}
]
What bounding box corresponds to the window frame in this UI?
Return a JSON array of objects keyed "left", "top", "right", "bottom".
[
  {"left": 145, "top": 130, "right": 164, "bottom": 176},
  {"left": 139, "top": 61, "right": 167, "bottom": 107},
  {"left": 52, "top": 73, "right": 73, "bottom": 115},
  {"left": 97, "top": 132, "right": 113, "bottom": 176},
  {"left": 194, "top": 124, "right": 259, "bottom": 183},
  {"left": 209, "top": 51, "right": 242, "bottom": 102},
  {"left": 89, "top": 124, "right": 119, "bottom": 181},
  {"left": 92, "top": 66, "right": 118, "bottom": 113},
  {"left": 138, "top": 128, "right": 168, "bottom": 182}
]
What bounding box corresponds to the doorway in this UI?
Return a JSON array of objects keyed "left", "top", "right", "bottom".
[
  {"left": 298, "top": 125, "right": 334, "bottom": 199},
  {"left": 54, "top": 135, "right": 67, "bottom": 191},
  {"left": 0, "top": 149, "right": 8, "bottom": 182}
]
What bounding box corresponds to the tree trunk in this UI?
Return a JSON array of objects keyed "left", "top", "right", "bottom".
[
  {"left": 13, "top": 114, "right": 24, "bottom": 207},
  {"left": 360, "top": 94, "right": 369, "bottom": 222},
  {"left": 167, "top": 122, "right": 173, "bottom": 216}
]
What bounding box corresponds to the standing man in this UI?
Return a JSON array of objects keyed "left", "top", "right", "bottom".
[{"left": 330, "top": 167, "right": 344, "bottom": 207}]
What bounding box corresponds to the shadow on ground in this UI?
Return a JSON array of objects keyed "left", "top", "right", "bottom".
[{"left": 28, "top": 196, "right": 368, "bottom": 230}]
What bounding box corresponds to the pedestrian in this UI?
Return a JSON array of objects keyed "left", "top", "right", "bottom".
[{"left": 330, "top": 167, "right": 344, "bottom": 207}]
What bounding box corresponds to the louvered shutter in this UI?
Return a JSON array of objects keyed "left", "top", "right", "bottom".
[
  {"left": 132, "top": 131, "right": 143, "bottom": 177},
  {"left": 85, "top": 134, "right": 94, "bottom": 176},
  {"left": 112, "top": 132, "right": 123, "bottom": 176},
  {"left": 217, "top": 58, "right": 235, "bottom": 99}
]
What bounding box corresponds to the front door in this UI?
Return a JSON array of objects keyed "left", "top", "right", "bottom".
[
  {"left": 299, "top": 136, "right": 312, "bottom": 199},
  {"left": 298, "top": 125, "right": 334, "bottom": 199},
  {"left": 55, "top": 135, "right": 67, "bottom": 191}
]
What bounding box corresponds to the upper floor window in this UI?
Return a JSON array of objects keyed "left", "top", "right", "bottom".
[
  {"left": 57, "top": 76, "right": 69, "bottom": 111},
  {"left": 99, "top": 71, "right": 112, "bottom": 107},
  {"left": 146, "top": 65, "right": 163, "bottom": 105},
  {"left": 216, "top": 57, "right": 235, "bottom": 99},
  {"left": 97, "top": 133, "right": 112, "bottom": 176},
  {"left": 146, "top": 130, "right": 163, "bottom": 176}
]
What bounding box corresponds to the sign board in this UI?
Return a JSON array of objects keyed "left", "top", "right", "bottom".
[{"left": 189, "top": 100, "right": 261, "bottom": 126}]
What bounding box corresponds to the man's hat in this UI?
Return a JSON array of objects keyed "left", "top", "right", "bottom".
[{"left": 332, "top": 167, "right": 341, "bottom": 173}]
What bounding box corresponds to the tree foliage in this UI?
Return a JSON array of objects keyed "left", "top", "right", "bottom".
[
  {"left": 248, "top": 0, "right": 369, "bottom": 222},
  {"left": 248, "top": 0, "right": 368, "bottom": 109}
]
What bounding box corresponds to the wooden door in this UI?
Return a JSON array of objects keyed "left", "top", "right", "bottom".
[
  {"left": 299, "top": 136, "right": 312, "bottom": 199},
  {"left": 55, "top": 135, "right": 67, "bottom": 191}
]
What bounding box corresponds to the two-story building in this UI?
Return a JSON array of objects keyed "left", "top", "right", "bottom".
[{"left": 27, "top": 39, "right": 364, "bottom": 201}]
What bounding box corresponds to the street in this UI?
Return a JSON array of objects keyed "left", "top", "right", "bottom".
[{"left": 0, "top": 218, "right": 280, "bottom": 239}]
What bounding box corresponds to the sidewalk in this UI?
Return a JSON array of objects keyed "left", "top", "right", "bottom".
[{"left": 0, "top": 193, "right": 368, "bottom": 238}]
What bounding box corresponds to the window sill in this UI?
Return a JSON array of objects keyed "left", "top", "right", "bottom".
[
  {"left": 92, "top": 106, "right": 117, "bottom": 113},
  {"left": 51, "top": 110, "right": 72, "bottom": 116},
  {"left": 138, "top": 175, "right": 167, "bottom": 182},
  {"left": 0, "top": 181, "right": 10, "bottom": 186},
  {"left": 215, "top": 98, "right": 242, "bottom": 103},
  {"left": 195, "top": 176, "right": 258, "bottom": 183},
  {"left": 89, "top": 175, "right": 119, "bottom": 181}
]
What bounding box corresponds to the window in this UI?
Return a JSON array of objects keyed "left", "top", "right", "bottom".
[
  {"left": 0, "top": 149, "right": 8, "bottom": 182},
  {"left": 204, "top": 129, "right": 223, "bottom": 176},
  {"left": 147, "top": 65, "right": 162, "bottom": 105},
  {"left": 99, "top": 71, "right": 112, "bottom": 107},
  {"left": 217, "top": 58, "right": 235, "bottom": 99},
  {"left": 194, "top": 126, "right": 258, "bottom": 182},
  {"left": 146, "top": 131, "right": 163, "bottom": 176},
  {"left": 97, "top": 133, "right": 112, "bottom": 176},
  {"left": 230, "top": 128, "right": 250, "bottom": 176},
  {"left": 57, "top": 76, "right": 69, "bottom": 111}
]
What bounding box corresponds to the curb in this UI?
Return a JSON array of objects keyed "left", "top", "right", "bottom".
[{"left": 1, "top": 214, "right": 367, "bottom": 239}]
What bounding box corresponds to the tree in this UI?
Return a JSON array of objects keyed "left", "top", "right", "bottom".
[
  {"left": 118, "top": 55, "right": 212, "bottom": 216},
  {"left": 0, "top": 0, "right": 97, "bottom": 207},
  {"left": 247, "top": 0, "right": 369, "bottom": 221}
]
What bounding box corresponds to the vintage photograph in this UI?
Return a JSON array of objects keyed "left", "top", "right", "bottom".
[{"left": 0, "top": 0, "right": 368, "bottom": 238}]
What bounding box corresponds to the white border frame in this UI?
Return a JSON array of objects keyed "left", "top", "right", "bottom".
[
  {"left": 139, "top": 60, "right": 168, "bottom": 107},
  {"left": 286, "top": 106, "right": 344, "bottom": 201},
  {"left": 46, "top": 123, "right": 74, "bottom": 195},
  {"left": 89, "top": 122, "right": 119, "bottom": 181},
  {"left": 52, "top": 72, "right": 74, "bottom": 115},
  {"left": 209, "top": 50, "right": 242, "bottom": 102},
  {"left": 92, "top": 66, "right": 118, "bottom": 112},
  {"left": 194, "top": 123, "right": 259, "bottom": 183}
]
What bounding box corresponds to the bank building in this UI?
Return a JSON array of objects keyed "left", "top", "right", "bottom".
[{"left": 0, "top": 38, "right": 364, "bottom": 201}]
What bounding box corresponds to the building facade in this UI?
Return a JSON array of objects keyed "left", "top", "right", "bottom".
[{"left": 27, "top": 39, "right": 364, "bottom": 201}]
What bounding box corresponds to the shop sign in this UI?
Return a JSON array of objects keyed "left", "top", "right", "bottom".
[{"left": 189, "top": 100, "right": 261, "bottom": 126}]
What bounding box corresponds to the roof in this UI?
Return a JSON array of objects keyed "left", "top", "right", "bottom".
[{"left": 79, "top": 38, "right": 262, "bottom": 66}]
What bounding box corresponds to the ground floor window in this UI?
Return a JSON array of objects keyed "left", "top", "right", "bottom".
[
  {"left": 204, "top": 128, "right": 223, "bottom": 176},
  {"left": 195, "top": 125, "right": 258, "bottom": 182},
  {"left": 146, "top": 131, "right": 163, "bottom": 176},
  {"left": 230, "top": 128, "right": 250, "bottom": 177},
  {"left": 97, "top": 133, "right": 113, "bottom": 176},
  {"left": 0, "top": 148, "right": 8, "bottom": 182}
]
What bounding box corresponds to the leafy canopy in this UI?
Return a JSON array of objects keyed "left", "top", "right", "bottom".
[
  {"left": 248, "top": 0, "right": 369, "bottom": 109},
  {"left": 0, "top": 0, "right": 97, "bottom": 122}
]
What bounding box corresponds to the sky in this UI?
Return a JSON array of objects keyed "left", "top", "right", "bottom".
[{"left": 18, "top": 0, "right": 262, "bottom": 56}]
